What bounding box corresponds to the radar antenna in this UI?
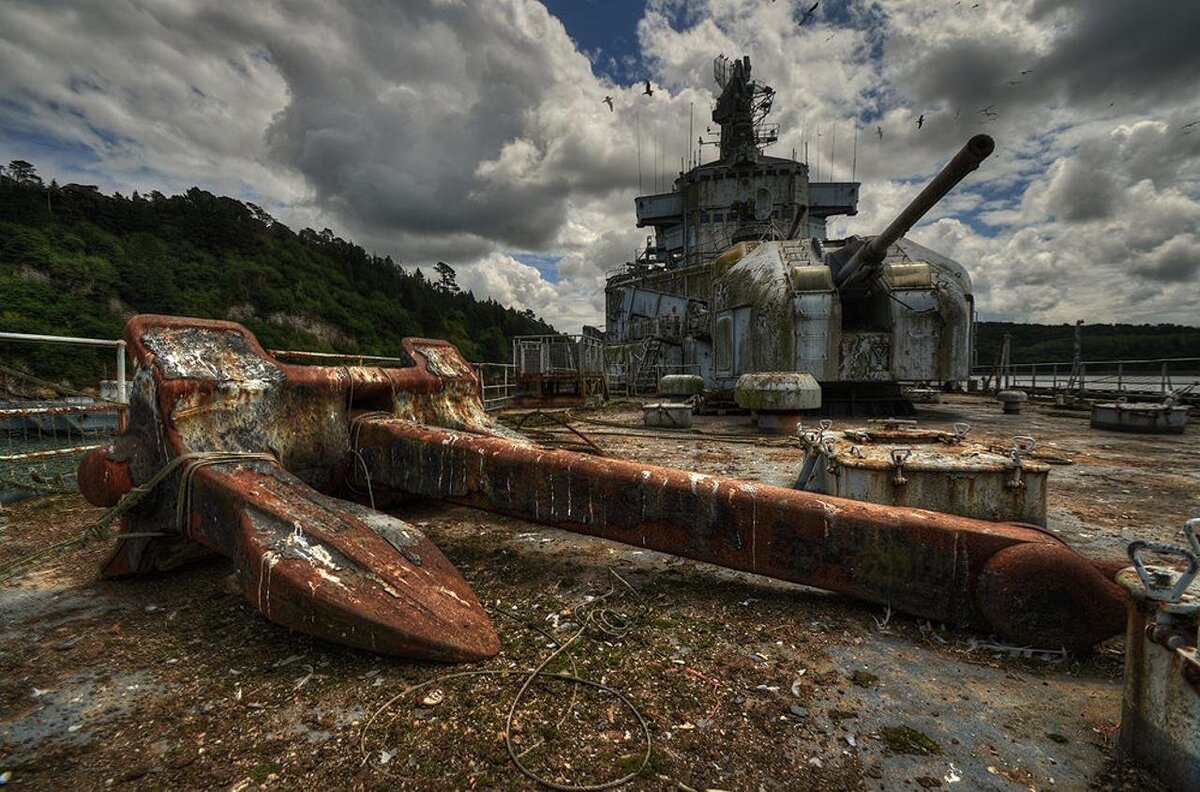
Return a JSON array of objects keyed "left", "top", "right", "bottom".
[{"left": 710, "top": 55, "right": 779, "bottom": 163}]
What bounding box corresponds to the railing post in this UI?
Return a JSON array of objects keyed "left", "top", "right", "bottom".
[
  {"left": 1031, "top": 364, "right": 1037, "bottom": 395},
  {"left": 1161, "top": 361, "right": 1169, "bottom": 395},
  {"left": 115, "top": 340, "right": 127, "bottom": 404},
  {"left": 1117, "top": 362, "right": 1123, "bottom": 394}
]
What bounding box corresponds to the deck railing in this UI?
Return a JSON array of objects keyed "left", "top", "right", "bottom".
[
  {"left": 973, "top": 356, "right": 1200, "bottom": 399},
  {"left": 1, "top": 331, "right": 129, "bottom": 505}
]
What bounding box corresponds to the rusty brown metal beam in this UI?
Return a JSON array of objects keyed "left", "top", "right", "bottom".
[{"left": 352, "top": 416, "right": 1127, "bottom": 650}]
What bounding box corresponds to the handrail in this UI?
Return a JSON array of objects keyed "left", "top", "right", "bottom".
[
  {"left": 972, "top": 356, "right": 1199, "bottom": 371},
  {"left": 0, "top": 331, "right": 127, "bottom": 405}
]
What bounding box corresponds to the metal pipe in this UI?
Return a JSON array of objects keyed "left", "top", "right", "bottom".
[
  {"left": 268, "top": 349, "right": 414, "bottom": 365},
  {"left": 0, "top": 331, "right": 123, "bottom": 348},
  {"left": 0, "top": 444, "right": 104, "bottom": 462},
  {"left": 836, "top": 134, "right": 995, "bottom": 290},
  {"left": 116, "top": 340, "right": 127, "bottom": 405},
  {"left": 0, "top": 404, "right": 123, "bottom": 417}
]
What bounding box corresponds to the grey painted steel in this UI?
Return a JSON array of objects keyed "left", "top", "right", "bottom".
[
  {"left": 734, "top": 371, "right": 821, "bottom": 411},
  {"left": 604, "top": 57, "right": 991, "bottom": 399},
  {"left": 997, "top": 390, "right": 1028, "bottom": 414},
  {"left": 642, "top": 402, "right": 693, "bottom": 429},
  {"left": 835, "top": 134, "right": 995, "bottom": 291},
  {"left": 1117, "top": 539, "right": 1200, "bottom": 791},
  {"left": 795, "top": 427, "right": 1049, "bottom": 525},
  {"left": 1091, "top": 402, "right": 1189, "bottom": 434},
  {"left": 657, "top": 374, "right": 705, "bottom": 397}
]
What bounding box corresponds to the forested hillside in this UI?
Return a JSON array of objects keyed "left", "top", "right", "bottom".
[
  {"left": 0, "top": 161, "right": 555, "bottom": 386},
  {"left": 975, "top": 321, "right": 1200, "bottom": 367}
]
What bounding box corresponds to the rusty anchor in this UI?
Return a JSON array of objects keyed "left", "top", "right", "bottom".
[
  {"left": 78, "top": 315, "right": 499, "bottom": 662},
  {"left": 80, "top": 315, "right": 1128, "bottom": 659}
]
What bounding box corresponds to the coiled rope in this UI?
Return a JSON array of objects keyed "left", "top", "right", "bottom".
[{"left": 0, "top": 450, "right": 276, "bottom": 581}]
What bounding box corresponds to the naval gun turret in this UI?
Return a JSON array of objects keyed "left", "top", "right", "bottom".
[
  {"left": 831, "top": 134, "right": 995, "bottom": 294},
  {"left": 604, "top": 56, "right": 995, "bottom": 414}
]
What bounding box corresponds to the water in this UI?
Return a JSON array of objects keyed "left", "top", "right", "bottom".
[
  {"left": 972, "top": 371, "right": 1200, "bottom": 396},
  {"left": 2, "top": 409, "right": 115, "bottom": 502}
]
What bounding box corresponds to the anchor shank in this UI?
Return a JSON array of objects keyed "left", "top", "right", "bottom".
[{"left": 354, "top": 417, "right": 1128, "bottom": 649}]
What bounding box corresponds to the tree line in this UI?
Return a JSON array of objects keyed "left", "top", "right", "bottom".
[
  {"left": 0, "top": 161, "right": 556, "bottom": 388},
  {"left": 975, "top": 321, "right": 1200, "bottom": 367}
]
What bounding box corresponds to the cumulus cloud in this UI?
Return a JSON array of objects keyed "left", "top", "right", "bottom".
[{"left": 1, "top": 0, "right": 1198, "bottom": 333}]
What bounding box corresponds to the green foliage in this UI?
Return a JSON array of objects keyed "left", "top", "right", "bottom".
[
  {"left": 976, "top": 321, "right": 1200, "bottom": 365},
  {"left": 0, "top": 169, "right": 557, "bottom": 386}
]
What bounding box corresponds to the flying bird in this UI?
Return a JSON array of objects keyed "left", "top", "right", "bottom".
[
  {"left": 876, "top": 126, "right": 883, "bottom": 141},
  {"left": 977, "top": 104, "right": 995, "bottom": 115},
  {"left": 798, "top": 2, "right": 819, "bottom": 26},
  {"left": 643, "top": 80, "right": 654, "bottom": 97},
  {"left": 917, "top": 114, "right": 925, "bottom": 130},
  {"left": 1020, "top": 69, "right": 1033, "bottom": 75},
  {"left": 603, "top": 95, "right": 613, "bottom": 112}
]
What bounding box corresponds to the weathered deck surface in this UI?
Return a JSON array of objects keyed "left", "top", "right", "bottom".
[{"left": 1, "top": 394, "right": 1191, "bottom": 789}]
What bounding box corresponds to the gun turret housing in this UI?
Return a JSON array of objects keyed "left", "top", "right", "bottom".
[
  {"left": 605, "top": 56, "right": 994, "bottom": 412},
  {"left": 834, "top": 134, "right": 995, "bottom": 292}
]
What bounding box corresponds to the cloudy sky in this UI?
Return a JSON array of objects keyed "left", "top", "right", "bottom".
[{"left": 2, "top": 0, "right": 1198, "bottom": 330}]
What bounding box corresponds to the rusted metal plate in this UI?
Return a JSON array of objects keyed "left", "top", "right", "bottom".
[
  {"left": 352, "top": 416, "right": 1127, "bottom": 650},
  {"left": 80, "top": 314, "right": 1128, "bottom": 660},
  {"left": 78, "top": 315, "right": 498, "bottom": 662}
]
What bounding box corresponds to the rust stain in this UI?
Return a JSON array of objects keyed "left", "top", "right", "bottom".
[
  {"left": 80, "top": 314, "right": 1128, "bottom": 660},
  {"left": 78, "top": 315, "right": 497, "bottom": 662}
]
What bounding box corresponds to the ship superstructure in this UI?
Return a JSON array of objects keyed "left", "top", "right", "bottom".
[{"left": 604, "top": 55, "right": 991, "bottom": 413}]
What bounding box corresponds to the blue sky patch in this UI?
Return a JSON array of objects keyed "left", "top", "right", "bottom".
[
  {"left": 543, "top": 0, "right": 647, "bottom": 86},
  {"left": 513, "top": 252, "right": 563, "bottom": 283}
]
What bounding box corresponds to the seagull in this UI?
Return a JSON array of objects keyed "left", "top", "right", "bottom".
[
  {"left": 876, "top": 126, "right": 883, "bottom": 141},
  {"left": 1020, "top": 69, "right": 1033, "bottom": 75},
  {"left": 798, "top": 1, "right": 819, "bottom": 26},
  {"left": 954, "top": 107, "right": 961, "bottom": 120},
  {"left": 1181, "top": 120, "right": 1200, "bottom": 129},
  {"left": 603, "top": 96, "right": 613, "bottom": 112},
  {"left": 977, "top": 104, "right": 995, "bottom": 115},
  {"left": 643, "top": 80, "right": 654, "bottom": 97},
  {"left": 917, "top": 114, "right": 925, "bottom": 130}
]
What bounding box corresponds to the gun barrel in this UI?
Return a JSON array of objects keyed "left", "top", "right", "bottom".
[{"left": 836, "top": 134, "right": 995, "bottom": 289}]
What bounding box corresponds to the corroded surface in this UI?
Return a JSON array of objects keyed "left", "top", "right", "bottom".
[
  {"left": 77, "top": 315, "right": 498, "bottom": 661},
  {"left": 80, "top": 316, "right": 1130, "bottom": 662},
  {"left": 797, "top": 424, "right": 1051, "bottom": 525},
  {"left": 353, "top": 415, "right": 1127, "bottom": 650},
  {"left": 9, "top": 389, "right": 1190, "bottom": 788}
]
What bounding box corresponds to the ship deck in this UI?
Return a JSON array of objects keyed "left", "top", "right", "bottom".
[{"left": 1, "top": 393, "right": 1194, "bottom": 789}]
